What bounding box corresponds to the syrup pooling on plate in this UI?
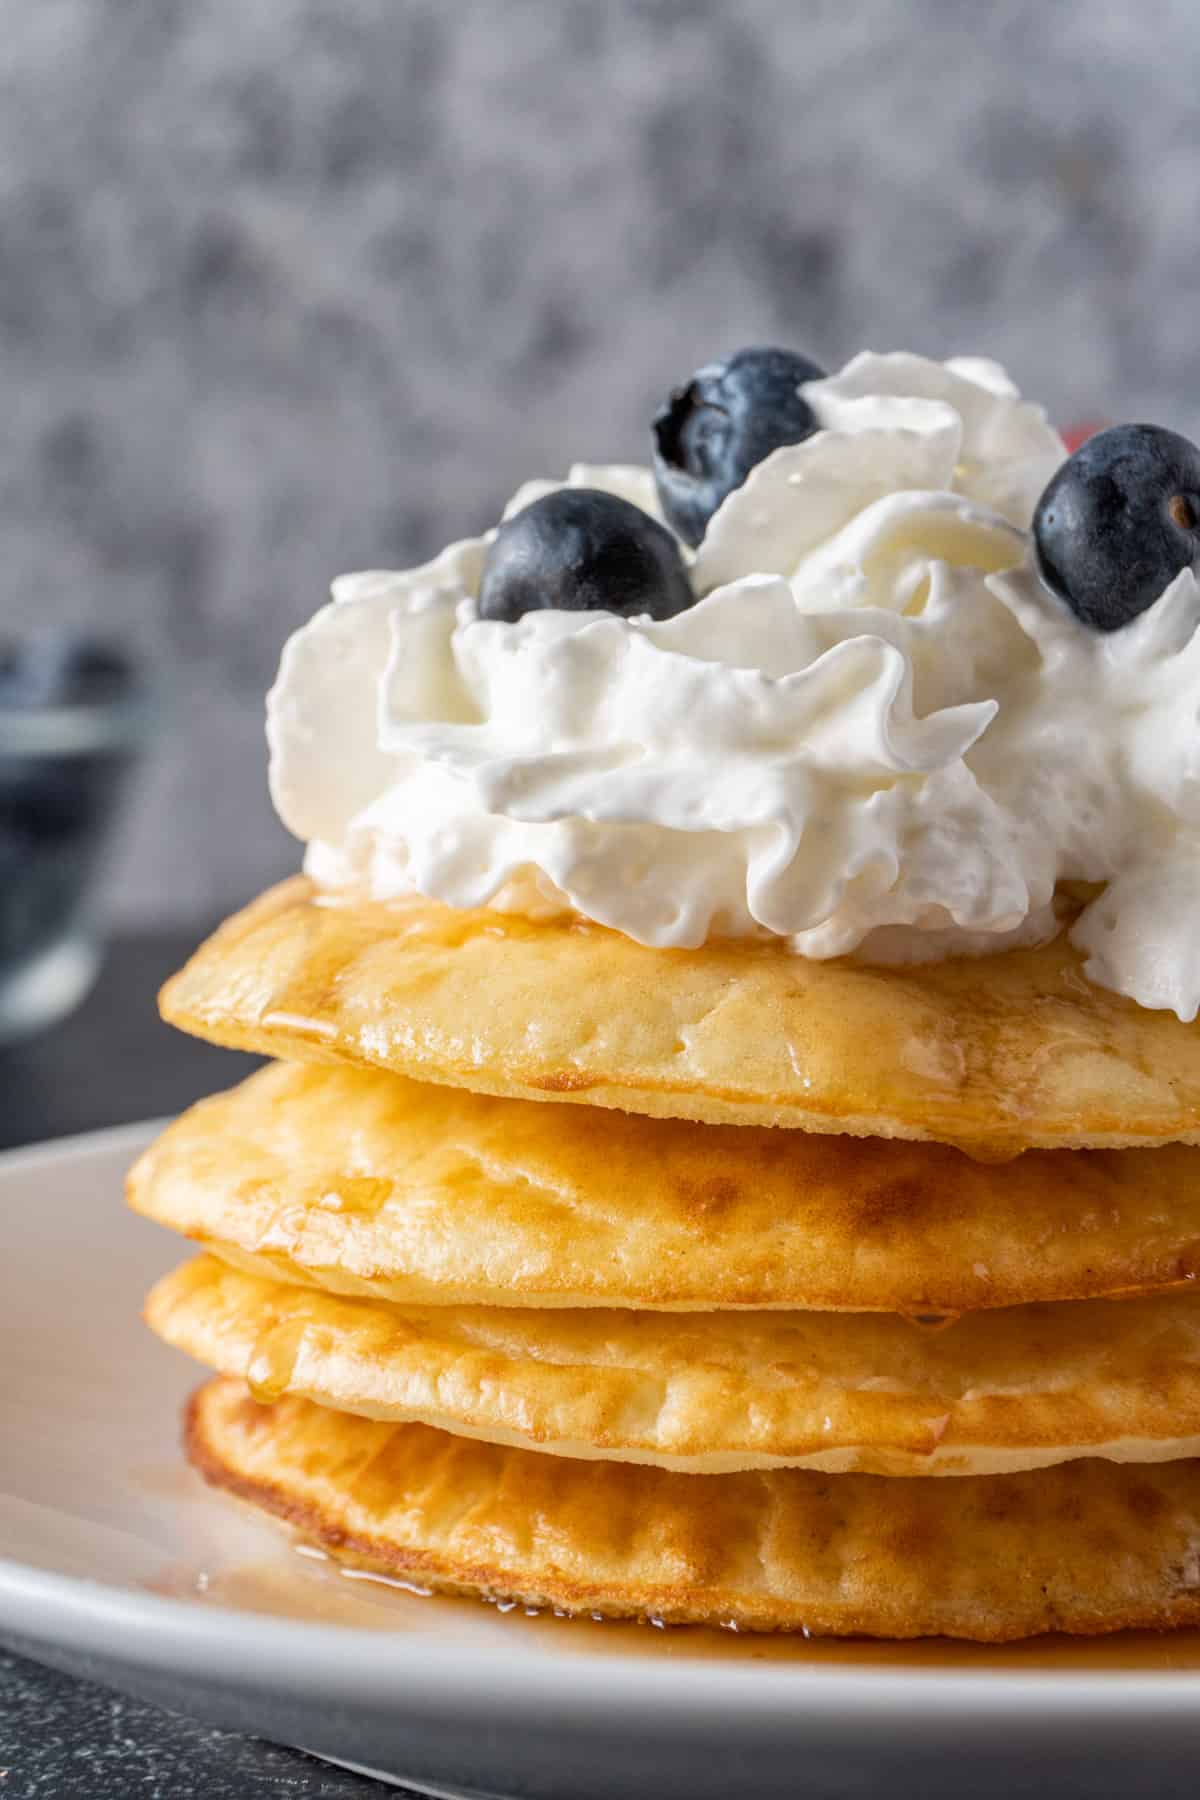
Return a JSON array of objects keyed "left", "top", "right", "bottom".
[{"left": 145, "top": 1542, "right": 1200, "bottom": 1672}]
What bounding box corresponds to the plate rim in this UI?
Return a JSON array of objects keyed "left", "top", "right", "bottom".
[
  {"left": 4, "top": 1119, "right": 1200, "bottom": 1725},
  {"left": 6, "top": 1550, "right": 1200, "bottom": 1722}
]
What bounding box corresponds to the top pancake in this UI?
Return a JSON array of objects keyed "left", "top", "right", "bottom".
[{"left": 160, "top": 877, "right": 1200, "bottom": 1155}]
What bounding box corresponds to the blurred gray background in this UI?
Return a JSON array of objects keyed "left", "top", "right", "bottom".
[{"left": 3, "top": 0, "right": 1197, "bottom": 922}]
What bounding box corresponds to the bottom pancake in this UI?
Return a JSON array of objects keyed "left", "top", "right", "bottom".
[{"left": 188, "top": 1377, "right": 1200, "bottom": 1640}]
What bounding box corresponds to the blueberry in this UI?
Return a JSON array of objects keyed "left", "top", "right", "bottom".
[
  {"left": 478, "top": 488, "right": 694, "bottom": 624},
  {"left": 1033, "top": 424, "right": 1200, "bottom": 631},
  {"left": 652, "top": 346, "right": 826, "bottom": 546},
  {"left": 0, "top": 632, "right": 135, "bottom": 710}
]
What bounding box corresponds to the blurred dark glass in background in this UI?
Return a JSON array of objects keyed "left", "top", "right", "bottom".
[{"left": 0, "top": 636, "right": 151, "bottom": 1040}]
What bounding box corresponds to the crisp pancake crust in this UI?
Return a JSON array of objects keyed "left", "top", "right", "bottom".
[
  {"left": 187, "top": 1378, "right": 1200, "bottom": 1639},
  {"left": 159, "top": 878, "right": 1200, "bottom": 1155},
  {"left": 152, "top": 1255, "right": 1200, "bottom": 1477},
  {"left": 129, "top": 1061, "right": 1200, "bottom": 1314}
]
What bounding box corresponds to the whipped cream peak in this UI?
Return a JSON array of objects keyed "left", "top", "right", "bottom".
[{"left": 267, "top": 351, "right": 1200, "bottom": 1020}]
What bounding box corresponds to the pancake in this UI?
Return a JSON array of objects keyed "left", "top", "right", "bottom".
[
  {"left": 128, "top": 1060, "right": 1200, "bottom": 1314},
  {"left": 187, "top": 1378, "right": 1200, "bottom": 1639},
  {"left": 152, "top": 1255, "right": 1200, "bottom": 1477},
  {"left": 158, "top": 877, "right": 1200, "bottom": 1156}
]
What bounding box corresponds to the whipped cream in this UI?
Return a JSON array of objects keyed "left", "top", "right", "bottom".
[{"left": 268, "top": 352, "right": 1200, "bottom": 1020}]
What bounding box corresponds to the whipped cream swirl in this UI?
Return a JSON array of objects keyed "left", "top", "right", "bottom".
[{"left": 268, "top": 352, "right": 1200, "bottom": 1020}]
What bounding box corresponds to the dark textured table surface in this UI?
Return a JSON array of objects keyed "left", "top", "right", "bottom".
[{"left": 0, "top": 932, "right": 406, "bottom": 1800}]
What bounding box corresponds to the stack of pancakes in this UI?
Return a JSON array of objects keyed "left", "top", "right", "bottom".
[{"left": 129, "top": 875, "right": 1200, "bottom": 1640}]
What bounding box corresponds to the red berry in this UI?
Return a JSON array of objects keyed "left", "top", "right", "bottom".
[{"left": 1060, "top": 421, "right": 1105, "bottom": 455}]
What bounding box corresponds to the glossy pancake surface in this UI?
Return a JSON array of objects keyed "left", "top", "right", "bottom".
[
  {"left": 129, "top": 1060, "right": 1200, "bottom": 1314},
  {"left": 152, "top": 1255, "right": 1200, "bottom": 1477},
  {"left": 159, "top": 878, "right": 1200, "bottom": 1154},
  {"left": 187, "top": 1378, "right": 1200, "bottom": 1640}
]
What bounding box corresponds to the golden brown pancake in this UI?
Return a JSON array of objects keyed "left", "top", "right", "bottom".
[
  {"left": 158, "top": 877, "right": 1200, "bottom": 1155},
  {"left": 129, "top": 1060, "right": 1200, "bottom": 1314},
  {"left": 152, "top": 1255, "right": 1200, "bottom": 1477},
  {"left": 187, "top": 1378, "right": 1200, "bottom": 1639}
]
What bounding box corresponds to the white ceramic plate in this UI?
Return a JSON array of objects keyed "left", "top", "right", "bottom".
[{"left": 3, "top": 1125, "right": 1200, "bottom": 1799}]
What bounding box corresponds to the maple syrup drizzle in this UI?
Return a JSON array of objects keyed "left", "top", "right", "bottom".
[{"left": 246, "top": 1319, "right": 308, "bottom": 1404}]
